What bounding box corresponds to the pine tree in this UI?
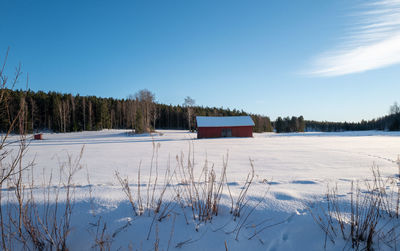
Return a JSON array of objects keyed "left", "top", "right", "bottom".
[
  {"left": 135, "top": 109, "right": 144, "bottom": 133},
  {"left": 275, "top": 117, "right": 284, "bottom": 133}
]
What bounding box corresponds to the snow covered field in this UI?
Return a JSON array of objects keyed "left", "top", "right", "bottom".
[
  {"left": 23, "top": 130, "right": 400, "bottom": 187},
  {"left": 3, "top": 130, "right": 400, "bottom": 250}
]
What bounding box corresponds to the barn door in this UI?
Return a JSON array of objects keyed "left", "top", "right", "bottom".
[{"left": 221, "top": 128, "right": 232, "bottom": 137}]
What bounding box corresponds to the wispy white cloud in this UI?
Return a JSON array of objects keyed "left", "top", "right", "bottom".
[{"left": 309, "top": 0, "right": 400, "bottom": 77}]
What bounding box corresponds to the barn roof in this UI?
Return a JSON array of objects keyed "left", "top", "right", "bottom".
[{"left": 196, "top": 116, "right": 254, "bottom": 127}]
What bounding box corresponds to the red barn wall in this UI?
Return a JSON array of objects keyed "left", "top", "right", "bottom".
[{"left": 197, "top": 126, "right": 253, "bottom": 139}]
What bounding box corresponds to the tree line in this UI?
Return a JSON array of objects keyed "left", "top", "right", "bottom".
[
  {"left": 273, "top": 116, "right": 305, "bottom": 133},
  {"left": 2, "top": 88, "right": 398, "bottom": 134},
  {"left": 0, "top": 89, "right": 274, "bottom": 134},
  {"left": 305, "top": 103, "right": 400, "bottom": 132}
]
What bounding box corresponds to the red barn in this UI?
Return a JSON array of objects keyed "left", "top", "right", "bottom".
[{"left": 196, "top": 116, "right": 254, "bottom": 139}]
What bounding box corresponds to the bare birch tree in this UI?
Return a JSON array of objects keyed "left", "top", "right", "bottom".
[
  {"left": 183, "top": 96, "right": 195, "bottom": 131},
  {"left": 82, "top": 96, "right": 86, "bottom": 130},
  {"left": 134, "top": 89, "right": 155, "bottom": 132}
]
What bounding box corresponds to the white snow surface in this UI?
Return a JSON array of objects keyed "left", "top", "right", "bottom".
[
  {"left": 3, "top": 129, "right": 400, "bottom": 250},
  {"left": 16, "top": 129, "right": 400, "bottom": 190},
  {"left": 196, "top": 116, "right": 254, "bottom": 127}
]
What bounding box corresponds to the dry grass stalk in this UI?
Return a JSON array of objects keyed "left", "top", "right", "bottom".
[
  {"left": 233, "top": 159, "right": 255, "bottom": 220},
  {"left": 91, "top": 217, "right": 112, "bottom": 251},
  {"left": 166, "top": 213, "right": 176, "bottom": 251},
  {"left": 174, "top": 146, "right": 230, "bottom": 223},
  {"left": 115, "top": 171, "right": 138, "bottom": 217},
  {"left": 3, "top": 146, "right": 83, "bottom": 250},
  {"left": 0, "top": 52, "right": 35, "bottom": 250},
  {"left": 309, "top": 165, "right": 400, "bottom": 250}
]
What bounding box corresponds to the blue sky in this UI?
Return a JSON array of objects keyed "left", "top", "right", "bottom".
[{"left": 1, "top": 0, "right": 400, "bottom": 122}]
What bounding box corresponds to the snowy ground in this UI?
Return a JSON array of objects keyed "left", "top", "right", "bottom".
[{"left": 3, "top": 130, "right": 400, "bottom": 250}]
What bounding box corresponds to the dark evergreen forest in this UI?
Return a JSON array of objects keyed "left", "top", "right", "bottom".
[
  {"left": 305, "top": 114, "right": 400, "bottom": 132},
  {"left": 0, "top": 89, "right": 273, "bottom": 133},
  {"left": 274, "top": 103, "right": 400, "bottom": 133},
  {"left": 303, "top": 102, "right": 400, "bottom": 132}
]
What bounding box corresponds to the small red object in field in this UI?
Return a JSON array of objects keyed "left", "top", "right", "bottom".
[{"left": 34, "top": 134, "right": 43, "bottom": 140}]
